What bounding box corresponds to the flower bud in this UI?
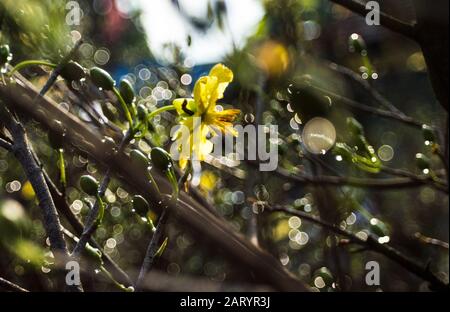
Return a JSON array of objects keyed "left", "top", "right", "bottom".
[
  {"left": 332, "top": 143, "right": 353, "bottom": 162},
  {"left": 90, "top": 67, "right": 115, "bottom": 91},
  {"left": 48, "top": 121, "right": 65, "bottom": 150},
  {"left": 415, "top": 153, "right": 431, "bottom": 171},
  {"left": 80, "top": 175, "right": 99, "bottom": 196},
  {"left": 346, "top": 117, "right": 364, "bottom": 136},
  {"left": 422, "top": 124, "right": 435, "bottom": 143},
  {"left": 137, "top": 104, "right": 148, "bottom": 121},
  {"left": 48, "top": 132, "right": 64, "bottom": 150},
  {"left": 150, "top": 147, "right": 173, "bottom": 173},
  {"left": 313, "top": 267, "right": 334, "bottom": 287},
  {"left": 119, "top": 79, "right": 135, "bottom": 106},
  {"left": 370, "top": 218, "right": 388, "bottom": 237},
  {"left": 349, "top": 33, "right": 367, "bottom": 54},
  {"left": 132, "top": 195, "right": 150, "bottom": 217},
  {"left": 130, "top": 149, "right": 149, "bottom": 169},
  {"left": 84, "top": 243, "right": 103, "bottom": 268},
  {"left": 0, "top": 44, "right": 12, "bottom": 65},
  {"left": 60, "top": 61, "right": 86, "bottom": 81}
]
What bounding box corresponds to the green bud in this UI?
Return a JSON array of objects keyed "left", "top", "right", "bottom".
[
  {"left": 422, "top": 124, "right": 435, "bottom": 143},
  {"left": 102, "top": 136, "right": 116, "bottom": 156},
  {"left": 332, "top": 143, "right": 354, "bottom": 162},
  {"left": 130, "top": 149, "right": 150, "bottom": 169},
  {"left": 132, "top": 195, "right": 150, "bottom": 217},
  {"left": 48, "top": 132, "right": 64, "bottom": 150},
  {"left": 0, "top": 44, "right": 12, "bottom": 65},
  {"left": 349, "top": 33, "right": 367, "bottom": 54},
  {"left": 353, "top": 135, "right": 369, "bottom": 154},
  {"left": 369, "top": 218, "right": 388, "bottom": 237},
  {"left": 119, "top": 79, "right": 135, "bottom": 106},
  {"left": 313, "top": 267, "right": 334, "bottom": 287},
  {"left": 80, "top": 175, "right": 99, "bottom": 196},
  {"left": 346, "top": 117, "right": 364, "bottom": 136},
  {"left": 150, "top": 147, "right": 173, "bottom": 173},
  {"left": 415, "top": 153, "right": 431, "bottom": 171},
  {"left": 48, "top": 121, "right": 65, "bottom": 150},
  {"left": 90, "top": 67, "right": 115, "bottom": 91},
  {"left": 137, "top": 104, "right": 148, "bottom": 121},
  {"left": 84, "top": 243, "right": 103, "bottom": 268},
  {"left": 60, "top": 61, "right": 86, "bottom": 81}
]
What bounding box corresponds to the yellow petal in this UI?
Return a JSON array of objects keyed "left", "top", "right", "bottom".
[
  {"left": 193, "top": 76, "right": 210, "bottom": 113},
  {"left": 208, "top": 64, "right": 233, "bottom": 105},
  {"left": 209, "top": 64, "right": 234, "bottom": 85}
]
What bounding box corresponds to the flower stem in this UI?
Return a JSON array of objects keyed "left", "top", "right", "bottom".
[
  {"left": 146, "top": 171, "right": 161, "bottom": 195},
  {"left": 146, "top": 105, "right": 176, "bottom": 121},
  {"left": 112, "top": 87, "right": 134, "bottom": 128},
  {"left": 9, "top": 60, "right": 57, "bottom": 76},
  {"left": 58, "top": 148, "right": 66, "bottom": 193},
  {"left": 99, "top": 266, "right": 134, "bottom": 292},
  {"left": 95, "top": 194, "right": 105, "bottom": 225}
]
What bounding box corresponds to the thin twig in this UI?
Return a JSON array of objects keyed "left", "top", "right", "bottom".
[
  {"left": 274, "top": 166, "right": 448, "bottom": 193},
  {"left": 329, "top": 0, "right": 417, "bottom": 39},
  {"left": 136, "top": 165, "right": 194, "bottom": 290},
  {"left": 266, "top": 205, "right": 448, "bottom": 290},
  {"left": 310, "top": 84, "right": 425, "bottom": 128},
  {"left": 415, "top": 232, "right": 449, "bottom": 250},
  {"left": 0, "top": 136, "right": 12, "bottom": 150},
  {"left": 326, "top": 61, "right": 404, "bottom": 114},
  {"left": 38, "top": 39, "right": 83, "bottom": 97},
  {"left": 0, "top": 277, "right": 29, "bottom": 292},
  {"left": 380, "top": 165, "right": 448, "bottom": 190},
  {"left": 135, "top": 207, "right": 170, "bottom": 291}
]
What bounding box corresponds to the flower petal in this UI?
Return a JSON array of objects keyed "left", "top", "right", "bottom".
[{"left": 209, "top": 64, "right": 233, "bottom": 105}]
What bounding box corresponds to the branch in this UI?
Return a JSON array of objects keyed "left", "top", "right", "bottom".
[
  {"left": 136, "top": 207, "right": 169, "bottom": 290},
  {"left": 0, "top": 104, "right": 82, "bottom": 292},
  {"left": 30, "top": 147, "right": 132, "bottom": 286},
  {"left": 266, "top": 205, "right": 448, "bottom": 291},
  {"left": 329, "top": 0, "right": 416, "bottom": 39},
  {"left": 0, "top": 277, "right": 29, "bottom": 292}
]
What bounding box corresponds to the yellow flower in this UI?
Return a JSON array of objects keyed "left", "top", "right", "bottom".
[{"left": 172, "top": 64, "right": 240, "bottom": 168}]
